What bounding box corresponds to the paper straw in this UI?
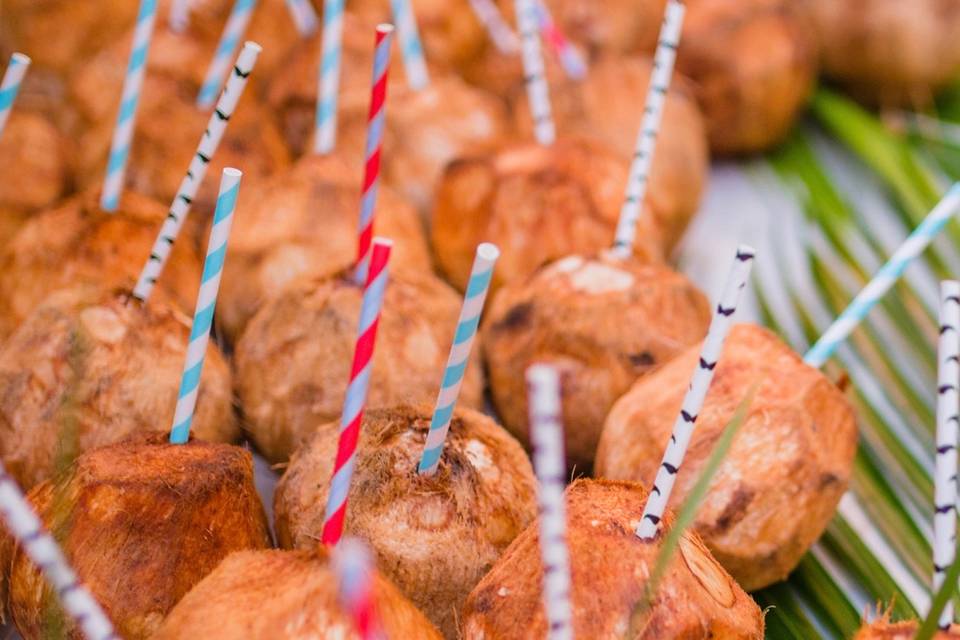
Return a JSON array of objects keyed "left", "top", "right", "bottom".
[
  {"left": 804, "top": 182, "right": 960, "bottom": 367},
  {"left": 0, "top": 464, "right": 118, "bottom": 640},
  {"left": 322, "top": 239, "right": 393, "bottom": 546},
  {"left": 333, "top": 538, "right": 386, "bottom": 640},
  {"left": 526, "top": 364, "right": 573, "bottom": 640},
  {"left": 515, "top": 0, "right": 555, "bottom": 145},
  {"left": 467, "top": 0, "right": 519, "bottom": 54},
  {"left": 534, "top": 1, "right": 586, "bottom": 80},
  {"left": 0, "top": 52, "right": 30, "bottom": 138},
  {"left": 132, "top": 41, "right": 260, "bottom": 303},
  {"left": 390, "top": 0, "right": 430, "bottom": 91},
  {"left": 314, "top": 0, "right": 347, "bottom": 154},
  {"left": 933, "top": 281, "right": 960, "bottom": 629},
  {"left": 168, "top": 0, "right": 190, "bottom": 33},
  {"left": 196, "top": 0, "right": 257, "bottom": 108},
  {"left": 354, "top": 25, "right": 394, "bottom": 285},
  {"left": 285, "top": 0, "right": 320, "bottom": 36},
  {"left": 170, "top": 168, "right": 241, "bottom": 444},
  {"left": 637, "top": 245, "right": 755, "bottom": 540},
  {"left": 418, "top": 243, "right": 500, "bottom": 475},
  {"left": 100, "top": 0, "right": 160, "bottom": 212}
]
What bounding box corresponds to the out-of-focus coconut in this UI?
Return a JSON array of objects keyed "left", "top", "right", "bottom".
[
  {"left": 4, "top": 433, "right": 271, "bottom": 640},
  {"left": 0, "top": 110, "right": 71, "bottom": 215},
  {"left": 235, "top": 270, "right": 484, "bottom": 464},
  {"left": 217, "top": 154, "right": 431, "bottom": 344},
  {"left": 462, "top": 478, "right": 765, "bottom": 639},
  {"left": 151, "top": 548, "right": 442, "bottom": 639},
  {"left": 0, "top": 287, "right": 237, "bottom": 491},
  {"left": 275, "top": 405, "right": 537, "bottom": 637},
  {"left": 596, "top": 323, "right": 858, "bottom": 591},
  {"left": 482, "top": 253, "right": 710, "bottom": 470},
  {"left": 0, "top": 189, "right": 200, "bottom": 340},
  {"left": 853, "top": 611, "right": 960, "bottom": 639}
]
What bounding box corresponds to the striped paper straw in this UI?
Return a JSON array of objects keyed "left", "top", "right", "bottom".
[
  {"left": 196, "top": 0, "right": 257, "bottom": 108},
  {"left": 168, "top": 0, "right": 190, "bottom": 33},
  {"left": 419, "top": 243, "right": 500, "bottom": 475},
  {"left": 0, "top": 464, "right": 119, "bottom": 640},
  {"left": 390, "top": 0, "right": 430, "bottom": 91},
  {"left": 933, "top": 281, "right": 960, "bottom": 629},
  {"left": 132, "top": 41, "right": 260, "bottom": 303},
  {"left": 333, "top": 538, "right": 386, "bottom": 640},
  {"left": 637, "top": 245, "right": 755, "bottom": 540},
  {"left": 354, "top": 25, "right": 394, "bottom": 285},
  {"left": 314, "top": 0, "right": 347, "bottom": 154},
  {"left": 526, "top": 365, "right": 573, "bottom": 640},
  {"left": 611, "top": 0, "right": 684, "bottom": 257},
  {"left": 534, "top": 1, "right": 586, "bottom": 80},
  {"left": 100, "top": 0, "right": 160, "bottom": 212},
  {"left": 515, "top": 0, "right": 554, "bottom": 145},
  {"left": 468, "top": 0, "right": 519, "bottom": 54},
  {"left": 170, "top": 168, "right": 241, "bottom": 444},
  {"left": 286, "top": 0, "right": 320, "bottom": 36},
  {"left": 0, "top": 52, "right": 30, "bottom": 138},
  {"left": 322, "top": 239, "right": 393, "bottom": 546},
  {"left": 804, "top": 182, "right": 960, "bottom": 367}
]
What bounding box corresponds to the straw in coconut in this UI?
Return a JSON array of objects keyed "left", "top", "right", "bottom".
[
  {"left": 196, "top": 0, "right": 257, "bottom": 108},
  {"left": 285, "top": 0, "right": 320, "bottom": 36},
  {"left": 534, "top": 1, "right": 585, "bottom": 80},
  {"left": 467, "top": 0, "right": 519, "bottom": 54},
  {"left": 514, "top": 0, "right": 555, "bottom": 145},
  {"left": 314, "top": 0, "right": 347, "bottom": 154},
  {"left": 333, "top": 538, "right": 386, "bottom": 640},
  {"left": 168, "top": 0, "right": 190, "bottom": 33},
  {"left": 0, "top": 52, "right": 30, "bottom": 138},
  {"left": 390, "top": 0, "right": 430, "bottom": 90}
]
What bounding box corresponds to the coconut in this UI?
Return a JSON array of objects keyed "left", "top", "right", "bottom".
[
  {"left": 461, "top": 478, "right": 765, "bottom": 639},
  {"left": 0, "top": 110, "right": 71, "bottom": 216},
  {"left": 854, "top": 611, "right": 960, "bottom": 639},
  {"left": 3, "top": 433, "right": 271, "bottom": 640},
  {"left": 274, "top": 404, "right": 537, "bottom": 638},
  {"left": 596, "top": 323, "right": 858, "bottom": 591},
  {"left": 0, "top": 189, "right": 200, "bottom": 340},
  {"left": 481, "top": 252, "right": 710, "bottom": 470},
  {"left": 216, "top": 154, "right": 432, "bottom": 344},
  {"left": 151, "top": 548, "right": 443, "bottom": 639}
]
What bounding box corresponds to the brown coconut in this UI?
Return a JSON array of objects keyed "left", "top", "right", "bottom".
[
  {"left": 596, "top": 323, "right": 858, "bottom": 591},
  {"left": 217, "top": 154, "right": 432, "bottom": 344},
  {"left": 0, "top": 110, "right": 71, "bottom": 216},
  {"left": 234, "top": 269, "right": 484, "bottom": 464},
  {"left": 274, "top": 404, "right": 537, "bottom": 638},
  {"left": 0, "top": 286, "right": 237, "bottom": 491},
  {"left": 482, "top": 252, "right": 710, "bottom": 470},
  {"left": 854, "top": 610, "right": 960, "bottom": 639},
  {"left": 4, "top": 433, "right": 271, "bottom": 640},
  {"left": 0, "top": 189, "right": 200, "bottom": 340},
  {"left": 462, "top": 478, "right": 765, "bottom": 639}
]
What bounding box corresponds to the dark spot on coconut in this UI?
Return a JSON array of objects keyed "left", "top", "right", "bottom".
[
  {"left": 818, "top": 473, "right": 841, "bottom": 489},
  {"left": 711, "top": 487, "right": 754, "bottom": 535},
  {"left": 629, "top": 351, "right": 656, "bottom": 367},
  {"left": 471, "top": 587, "right": 495, "bottom": 613},
  {"left": 290, "top": 383, "right": 323, "bottom": 408},
  {"left": 493, "top": 302, "right": 533, "bottom": 332}
]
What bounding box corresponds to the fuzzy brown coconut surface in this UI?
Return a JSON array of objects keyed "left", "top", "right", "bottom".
[
  {"left": 596, "top": 323, "right": 858, "bottom": 591},
  {"left": 217, "top": 154, "right": 432, "bottom": 344},
  {"left": 853, "top": 614, "right": 960, "bottom": 639},
  {"left": 0, "top": 189, "right": 200, "bottom": 340},
  {"left": 274, "top": 404, "right": 537, "bottom": 638},
  {"left": 0, "top": 286, "right": 237, "bottom": 491},
  {"left": 482, "top": 252, "right": 710, "bottom": 470},
  {"left": 2, "top": 433, "right": 271, "bottom": 640},
  {"left": 0, "top": 110, "right": 70, "bottom": 216},
  {"left": 151, "top": 548, "right": 442, "bottom": 639},
  {"left": 461, "top": 478, "right": 764, "bottom": 639},
  {"left": 235, "top": 270, "right": 484, "bottom": 464}
]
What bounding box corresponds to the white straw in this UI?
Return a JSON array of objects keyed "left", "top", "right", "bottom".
[
  {"left": 515, "top": 0, "right": 555, "bottom": 145},
  {"left": 285, "top": 0, "right": 320, "bottom": 36},
  {"left": 468, "top": 0, "right": 519, "bottom": 54}
]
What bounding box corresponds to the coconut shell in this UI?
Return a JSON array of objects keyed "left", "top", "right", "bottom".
[
  {"left": 462, "top": 478, "right": 764, "bottom": 639},
  {"left": 234, "top": 269, "right": 484, "bottom": 464},
  {"left": 0, "top": 111, "right": 70, "bottom": 216},
  {"left": 216, "top": 154, "right": 432, "bottom": 344},
  {"left": 596, "top": 323, "right": 858, "bottom": 591},
  {"left": 151, "top": 548, "right": 442, "bottom": 639},
  {"left": 274, "top": 405, "right": 537, "bottom": 638},
  {"left": 482, "top": 253, "right": 710, "bottom": 470},
  {"left": 854, "top": 615, "right": 960, "bottom": 639},
  {"left": 0, "top": 189, "right": 200, "bottom": 340},
  {"left": 4, "top": 433, "right": 271, "bottom": 640}
]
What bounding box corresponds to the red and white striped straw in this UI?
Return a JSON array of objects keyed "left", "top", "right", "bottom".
[{"left": 333, "top": 538, "right": 386, "bottom": 640}]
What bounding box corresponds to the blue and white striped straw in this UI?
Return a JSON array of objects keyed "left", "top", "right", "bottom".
[
  {"left": 418, "top": 243, "right": 500, "bottom": 475},
  {"left": 196, "top": 0, "right": 257, "bottom": 108},
  {"left": 314, "top": 0, "right": 346, "bottom": 154},
  {"left": 0, "top": 53, "right": 30, "bottom": 138},
  {"left": 390, "top": 0, "right": 430, "bottom": 91},
  {"left": 804, "top": 182, "right": 960, "bottom": 368},
  {"left": 170, "top": 168, "right": 241, "bottom": 444},
  {"left": 468, "top": 0, "right": 519, "bottom": 54},
  {"left": 101, "top": 0, "right": 160, "bottom": 212},
  {"left": 515, "top": 0, "right": 554, "bottom": 145},
  {"left": 285, "top": 0, "right": 320, "bottom": 36}
]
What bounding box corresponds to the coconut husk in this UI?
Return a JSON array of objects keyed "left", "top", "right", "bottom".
[
  {"left": 274, "top": 405, "right": 537, "bottom": 638},
  {"left": 596, "top": 323, "right": 858, "bottom": 591},
  {"left": 234, "top": 269, "right": 484, "bottom": 464},
  {"left": 151, "top": 548, "right": 443, "bottom": 639},
  {"left": 3, "top": 432, "right": 271, "bottom": 640},
  {"left": 0, "top": 286, "right": 237, "bottom": 491},
  {"left": 853, "top": 610, "right": 960, "bottom": 639},
  {"left": 216, "top": 154, "right": 432, "bottom": 344},
  {"left": 462, "top": 478, "right": 764, "bottom": 639},
  {"left": 0, "top": 189, "right": 200, "bottom": 340},
  {"left": 0, "top": 110, "right": 71, "bottom": 215},
  {"left": 482, "top": 252, "right": 710, "bottom": 470}
]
